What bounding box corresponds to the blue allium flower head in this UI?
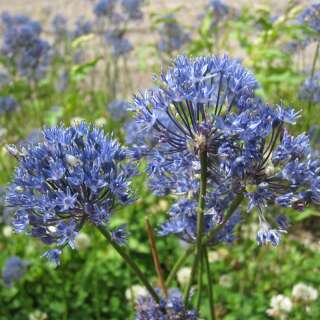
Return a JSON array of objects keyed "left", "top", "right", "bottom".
[
  {"left": 1, "top": 13, "right": 51, "bottom": 79},
  {"left": 94, "top": 0, "right": 117, "bottom": 18},
  {"left": 299, "top": 72, "right": 320, "bottom": 104},
  {"left": 298, "top": 3, "right": 320, "bottom": 34},
  {"left": 136, "top": 288, "right": 198, "bottom": 320},
  {"left": 158, "top": 15, "right": 190, "bottom": 53},
  {"left": 108, "top": 99, "right": 130, "bottom": 121},
  {"left": 72, "top": 16, "right": 93, "bottom": 39},
  {"left": 131, "top": 55, "right": 258, "bottom": 181},
  {"left": 0, "top": 96, "right": 17, "bottom": 114},
  {"left": 122, "top": 0, "right": 144, "bottom": 20},
  {"left": 208, "top": 0, "right": 229, "bottom": 27},
  {"left": 132, "top": 54, "right": 320, "bottom": 247},
  {"left": 6, "top": 123, "right": 137, "bottom": 264},
  {"left": 52, "top": 15, "right": 68, "bottom": 40},
  {"left": 105, "top": 31, "right": 133, "bottom": 56},
  {"left": 2, "top": 256, "right": 29, "bottom": 287}
]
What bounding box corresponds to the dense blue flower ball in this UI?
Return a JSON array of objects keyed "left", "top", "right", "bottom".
[
  {"left": 158, "top": 15, "right": 190, "bottom": 53},
  {"left": 0, "top": 96, "right": 17, "bottom": 114},
  {"left": 2, "top": 256, "right": 29, "bottom": 287},
  {"left": 131, "top": 54, "right": 320, "bottom": 246},
  {"left": 72, "top": 16, "right": 93, "bottom": 40},
  {"left": 105, "top": 31, "right": 133, "bottom": 56},
  {"left": 208, "top": 0, "right": 229, "bottom": 27},
  {"left": 6, "top": 123, "right": 136, "bottom": 264},
  {"left": 52, "top": 15, "right": 69, "bottom": 41},
  {"left": 298, "top": 3, "right": 320, "bottom": 35},
  {"left": 94, "top": 0, "right": 117, "bottom": 18},
  {"left": 299, "top": 72, "right": 320, "bottom": 104},
  {"left": 136, "top": 288, "right": 198, "bottom": 320},
  {"left": 131, "top": 55, "right": 257, "bottom": 181},
  {"left": 122, "top": 0, "right": 144, "bottom": 20},
  {"left": 1, "top": 12, "right": 51, "bottom": 79}
]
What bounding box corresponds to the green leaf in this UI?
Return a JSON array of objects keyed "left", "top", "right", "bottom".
[{"left": 70, "top": 57, "right": 102, "bottom": 82}]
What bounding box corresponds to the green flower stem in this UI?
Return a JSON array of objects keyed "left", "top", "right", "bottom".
[
  {"left": 165, "top": 245, "right": 194, "bottom": 288},
  {"left": 310, "top": 42, "right": 319, "bottom": 80},
  {"left": 308, "top": 41, "right": 320, "bottom": 128},
  {"left": 183, "top": 251, "right": 199, "bottom": 303},
  {"left": 97, "top": 225, "right": 160, "bottom": 303},
  {"left": 184, "top": 148, "right": 208, "bottom": 305},
  {"left": 204, "top": 246, "right": 216, "bottom": 320},
  {"left": 196, "top": 251, "right": 204, "bottom": 310},
  {"left": 167, "top": 192, "right": 244, "bottom": 293}
]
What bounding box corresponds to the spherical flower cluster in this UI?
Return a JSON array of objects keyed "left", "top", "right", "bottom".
[
  {"left": 72, "top": 16, "right": 93, "bottom": 40},
  {"left": 52, "top": 15, "right": 68, "bottom": 41},
  {"left": 121, "top": 0, "right": 144, "bottom": 20},
  {"left": 130, "top": 54, "right": 320, "bottom": 247},
  {"left": 125, "top": 284, "right": 148, "bottom": 301},
  {"left": 94, "top": 0, "right": 117, "bottom": 18},
  {"left": 158, "top": 15, "right": 190, "bottom": 53},
  {"left": 208, "top": 0, "right": 229, "bottom": 27},
  {"left": 2, "top": 256, "right": 29, "bottom": 287},
  {"left": 177, "top": 267, "right": 191, "bottom": 285},
  {"left": 266, "top": 294, "right": 293, "bottom": 319},
  {"left": 1, "top": 12, "right": 51, "bottom": 79},
  {"left": 28, "top": 310, "right": 48, "bottom": 320},
  {"left": 105, "top": 31, "right": 133, "bottom": 56},
  {"left": 298, "top": 3, "right": 320, "bottom": 35},
  {"left": 0, "top": 96, "right": 17, "bottom": 114},
  {"left": 135, "top": 288, "right": 198, "bottom": 320},
  {"left": 74, "top": 232, "right": 91, "bottom": 251},
  {"left": 6, "top": 123, "right": 136, "bottom": 264},
  {"left": 219, "top": 274, "right": 233, "bottom": 288},
  {"left": 292, "top": 283, "right": 318, "bottom": 303},
  {"left": 94, "top": 0, "right": 144, "bottom": 23},
  {"left": 299, "top": 72, "right": 320, "bottom": 104}
]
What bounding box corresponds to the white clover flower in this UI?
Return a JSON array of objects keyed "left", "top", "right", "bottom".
[
  {"left": 125, "top": 284, "right": 148, "bottom": 301},
  {"left": 28, "top": 310, "right": 48, "bottom": 320},
  {"left": 292, "top": 283, "right": 318, "bottom": 303},
  {"left": 2, "top": 225, "right": 13, "bottom": 238},
  {"left": 177, "top": 267, "right": 191, "bottom": 285},
  {"left": 74, "top": 232, "right": 91, "bottom": 251},
  {"left": 266, "top": 294, "right": 293, "bottom": 319},
  {"left": 208, "top": 248, "right": 229, "bottom": 263},
  {"left": 158, "top": 199, "right": 170, "bottom": 211},
  {"left": 219, "top": 274, "right": 233, "bottom": 288},
  {"left": 94, "top": 117, "right": 107, "bottom": 128},
  {"left": 208, "top": 251, "right": 220, "bottom": 263}
]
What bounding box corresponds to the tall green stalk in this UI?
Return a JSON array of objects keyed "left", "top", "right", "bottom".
[
  {"left": 97, "top": 225, "right": 160, "bottom": 303},
  {"left": 196, "top": 251, "right": 204, "bottom": 310},
  {"left": 204, "top": 246, "right": 216, "bottom": 320},
  {"left": 307, "top": 41, "right": 320, "bottom": 129},
  {"left": 184, "top": 147, "right": 208, "bottom": 307},
  {"left": 175, "top": 193, "right": 244, "bottom": 303},
  {"left": 166, "top": 245, "right": 194, "bottom": 288}
]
